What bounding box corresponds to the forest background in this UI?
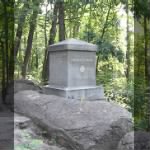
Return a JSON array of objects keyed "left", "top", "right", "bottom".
[{"left": 0, "top": 0, "right": 150, "bottom": 131}]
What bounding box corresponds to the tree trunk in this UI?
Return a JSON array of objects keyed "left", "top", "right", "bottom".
[
  {"left": 96, "top": 3, "right": 112, "bottom": 73},
  {"left": 42, "top": 2, "right": 59, "bottom": 82},
  {"left": 35, "top": 32, "right": 38, "bottom": 69},
  {"left": 144, "top": 16, "right": 148, "bottom": 82},
  {"left": 1, "top": 40, "right": 6, "bottom": 102},
  {"left": 21, "top": 1, "right": 39, "bottom": 78},
  {"left": 58, "top": 0, "right": 65, "bottom": 41},
  {"left": 125, "top": 0, "right": 130, "bottom": 82},
  {"left": 44, "top": 3, "right": 48, "bottom": 48},
  {"left": 14, "top": 1, "right": 29, "bottom": 59},
  {"left": 144, "top": 16, "right": 150, "bottom": 131},
  {"left": 0, "top": 1, "right": 14, "bottom": 103},
  {"left": 1, "top": 1, "right": 8, "bottom": 102}
]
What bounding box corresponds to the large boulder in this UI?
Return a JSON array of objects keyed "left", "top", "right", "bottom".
[
  {"left": 14, "top": 90, "right": 133, "bottom": 150},
  {"left": 5, "top": 79, "right": 42, "bottom": 105},
  {"left": 8, "top": 79, "right": 42, "bottom": 94},
  {"left": 15, "top": 113, "right": 66, "bottom": 150},
  {"left": 134, "top": 131, "right": 150, "bottom": 150},
  {"left": 117, "top": 132, "right": 134, "bottom": 150},
  {"left": 117, "top": 131, "right": 150, "bottom": 150}
]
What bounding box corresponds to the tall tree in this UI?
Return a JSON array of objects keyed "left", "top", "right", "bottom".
[
  {"left": 125, "top": 0, "right": 131, "bottom": 82},
  {"left": 144, "top": 16, "right": 148, "bottom": 83},
  {"left": 96, "top": 1, "right": 112, "bottom": 72},
  {"left": 21, "top": 0, "right": 40, "bottom": 78},
  {"left": 134, "top": 0, "right": 150, "bottom": 82},
  {"left": 42, "top": 1, "right": 59, "bottom": 82},
  {"left": 44, "top": 2, "right": 48, "bottom": 48},
  {"left": 0, "top": 0, "right": 14, "bottom": 103},
  {"left": 134, "top": 0, "right": 150, "bottom": 130},
  {"left": 14, "top": 0, "right": 29, "bottom": 59},
  {"left": 58, "top": 0, "right": 65, "bottom": 41}
]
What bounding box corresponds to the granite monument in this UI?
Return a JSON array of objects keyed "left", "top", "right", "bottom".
[{"left": 44, "top": 38, "right": 105, "bottom": 100}]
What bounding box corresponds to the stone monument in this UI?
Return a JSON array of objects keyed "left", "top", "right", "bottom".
[{"left": 44, "top": 38, "right": 105, "bottom": 100}]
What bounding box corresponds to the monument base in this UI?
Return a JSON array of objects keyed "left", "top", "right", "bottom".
[{"left": 43, "top": 85, "right": 106, "bottom": 100}]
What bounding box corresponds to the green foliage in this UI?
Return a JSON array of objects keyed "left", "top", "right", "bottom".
[
  {"left": 134, "top": 0, "right": 150, "bottom": 19},
  {"left": 0, "top": 0, "right": 14, "bottom": 102},
  {"left": 96, "top": 40, "right": 124, "bottom": 62},
  {"left": 13, "top": 0, "right": 149, "bottom": 131},
  {"left": 133, "top": 4, "right": 150, "bottom": 130},
  {"left": 97, "top": 66, "right": 134, "bottom": 112},
  {"left": 15, "top": 131, "right": 44, "bottom": 150}
]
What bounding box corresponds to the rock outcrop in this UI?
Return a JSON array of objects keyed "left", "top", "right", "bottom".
[
  {"left": 5, "top": 79, "right": 42, "bottom": 105},
  {"left": 117, "top": 132, "right": 134, "bottom": 150},
  {"left": 117, "top": 131, "right": 150, "bottom": 150},
  {"left": 15, "top": 113, "right": 67, "bottom": 150},
  {"left": 14, "top": 90, "right": 133, "bottom": 150}
]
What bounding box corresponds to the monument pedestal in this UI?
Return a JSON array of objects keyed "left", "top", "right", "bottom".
[{"left": 43, "top": 85, "right": 106, "bottom": 100}]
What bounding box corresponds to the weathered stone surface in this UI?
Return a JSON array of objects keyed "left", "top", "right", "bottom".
[
  {"left": 5, "top": 79, "right": 42, "bottom": 105},
  {"left": 15, "top": 113, "right": 66, "bottom": 150},
  {"left": 48, "top": 39, "right": 98, "bottom": 88},
  {"left": 46, "top": 38, "right": 105, "bottom": 100},
  {"left": 15, "top": 113, "right": 32, "bottom": 129},
  {"left": 117, "top": 131, "right": 150, "bottom": 150},
  {"left": 117, "top": 132, "right": 134, "bottom": 150},
  {"left": 0, "top": 112, "right": 14, "bottom": 150},
  {"left": 134, "top": 131, "right": 150, "bottom": 150},
  {"left": 43, "top": 85, "right": 105, "bottom": 101},
  {"left": 14, "top": 90, "right": 133, "bottom": 150},
  {"left": 11, "top": 79, "right": 42, "bottom": 93},
  {"left": 48, "top": 38, "right": 98, "bottom": 52}
]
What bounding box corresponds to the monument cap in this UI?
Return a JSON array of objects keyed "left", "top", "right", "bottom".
[{"left": 48, "top": 38, "right": 98, "bottom": 52}]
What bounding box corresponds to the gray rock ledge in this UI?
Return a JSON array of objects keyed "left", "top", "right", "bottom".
[{"left": 14, "top": 90, "right": 133, "bottom": 150}]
